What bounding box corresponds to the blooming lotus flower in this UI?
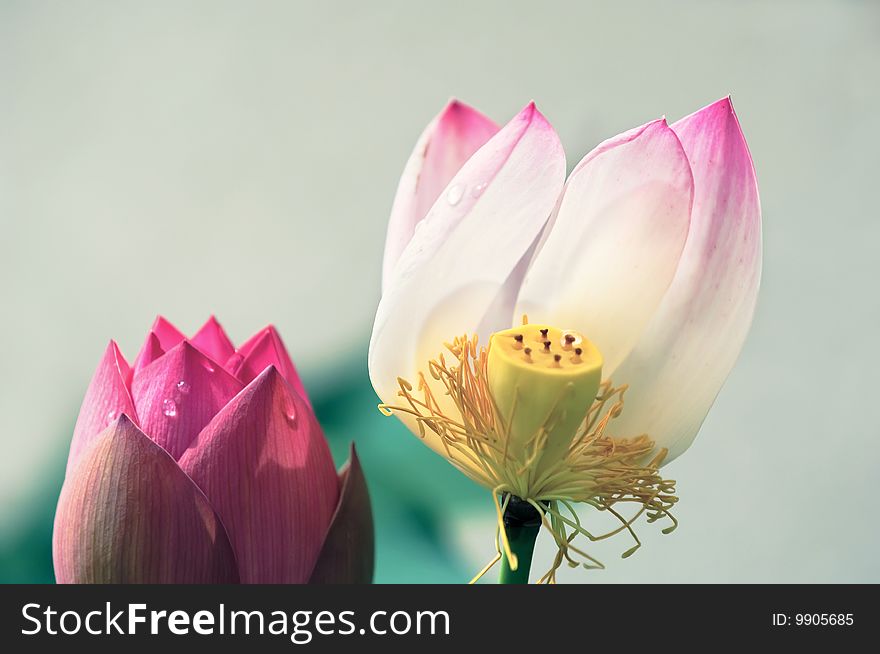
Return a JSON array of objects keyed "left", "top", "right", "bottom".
[
  {"left": 370, "top": 98, "right": 761, "bottom": 582},
  {"left": 54, "top": 316, "right": 374, "bottom": 584}
]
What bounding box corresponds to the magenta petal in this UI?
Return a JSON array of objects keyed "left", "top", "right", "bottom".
[
  {"left": 132, "top": 331, "right": 165, "bottom": 375},
  {"left": 178, "top": 367, "right": 339, "bottom": 584},
  {"left": 150, "top": 315, "right": 187, "bottom": 351},
  {"left": 67, "top": 341, "right": 138, "bottom": 476},
  {"left": 230, "top": 326, "right": 310, "bottom": 407},
  {"left": 54, "top": 415, "right": 239, "bottom": 583},
  {"left": 309, "top": 444, "right": 374, "bottom": 584},
  {"left": 131, "top": 341, "right": 244, "bottom": 459},
  {"left": 191, "top": 315, "right": 236, "bottom": 365}
]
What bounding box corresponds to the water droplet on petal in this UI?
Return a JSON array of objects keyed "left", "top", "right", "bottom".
[
  {"left": 106, "top": 409, "right": 117, "bottom": 424},
  {"left": 163, "top": 399, "right": 177, "bottom": 417},
  {"left": 284, "top": 404, "right": 297, "bottom": 426},
  {"left": 446, "top": 184, "right": 464, "bottom": 206},
  {"left": 472, "top": 181, "right": 488, "bottom": 197},
  {"left": 176, "top": 380, "right": 190, "bottom": 394}
]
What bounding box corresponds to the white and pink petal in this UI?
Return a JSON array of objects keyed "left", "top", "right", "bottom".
[
  {"left": 370, "top": 102, "right": 567, "bottom": 439},
  {"left": 515, "top": 118, "right": 694, "bottom": 375},
  {"left": 382, "top": 100, "right": 499, "bottom": 290},
  {"left": 610, "top": 97, "right": 762, "bottom": 461}
]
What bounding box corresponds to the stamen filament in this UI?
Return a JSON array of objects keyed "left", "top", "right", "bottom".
[
  {"left": 493, "top": 492, "right": 517, "bottom": 571},
  {"left": 377, "top": 330, "right": 680, "bottom": 582}
]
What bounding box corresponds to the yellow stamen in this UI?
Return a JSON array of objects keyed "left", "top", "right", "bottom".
[
  {"left": 378, "top": 327, "right": 679, "bottom": 582},
  {"left": 469, "top": 525, "right": 503, "bottom": 584},
  {"left": 487, "top": 324, "right": 602, "bottom": 481}
]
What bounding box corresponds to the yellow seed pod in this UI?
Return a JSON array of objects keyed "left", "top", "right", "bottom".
[{"left": 487, "top": 324, "right": 603, "bottom": 477}]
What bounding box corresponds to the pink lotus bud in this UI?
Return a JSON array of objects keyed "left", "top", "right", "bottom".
[{"left": 54, "top": 316, "right": 373, "bottom": 584}]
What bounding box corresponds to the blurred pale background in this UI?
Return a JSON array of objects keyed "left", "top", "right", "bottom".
[{"left": 1, "top": 0, "right": 878, "bottom": 582}]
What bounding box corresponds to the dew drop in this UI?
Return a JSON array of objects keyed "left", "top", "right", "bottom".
[
  {"left": 446, "top": 184, "right": 464, "bottom": 206},
  {"left": 284, "top": 403, "right": 298, "bottom": 427},
  {"left": 163, "top": 398, "right": 178, "bottom": 417},
  {"left": 106, "top": 409, "right": 117, "bottom": 424},
  {"left": 176, "top": 380, "right": 190, "bottom": 395},
  {"left": 472, "top": 181, "right": 488, "bottom": 197}
]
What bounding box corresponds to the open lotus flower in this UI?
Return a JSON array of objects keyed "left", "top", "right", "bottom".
[
  {"left": 54, "top": 316, "right": 373, "bottom": 584},
  {"left": 370, "top": 98, "right": 761, "bottom": 582}
]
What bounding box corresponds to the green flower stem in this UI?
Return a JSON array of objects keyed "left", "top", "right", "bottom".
[
  {"left": 498, "top": 522, "right": 539, "bottom": 584},
  {"left": 496, "top": 495, "right": 543, "bottom": 584}
]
